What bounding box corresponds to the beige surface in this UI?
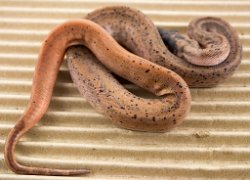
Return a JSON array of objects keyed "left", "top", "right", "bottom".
[{"left": 0, "top": 0, "right": 250, "bottom": 179}]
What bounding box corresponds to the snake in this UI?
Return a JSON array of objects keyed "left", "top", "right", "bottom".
[
  {"left": 4, "top": 18, "right": 191, "bottom": 175},
  {"left": 4, "top": 5, "right": 242, "bottom": 176},
  {"left": 84, "top": 6, "right": 242, "bottom": 87}
]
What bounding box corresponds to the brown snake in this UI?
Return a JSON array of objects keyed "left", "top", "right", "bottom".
[{"left": 4, "top": 5, "right": 242, "bottom": 176}]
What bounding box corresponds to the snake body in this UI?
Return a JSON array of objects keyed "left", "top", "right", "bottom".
[
  {"left": 4, "top": 5, "right": 242, "bottom": 177},
  {"left": 85, "top": 6, "right": 242, "bottom": 87},
  {"left": 4, "top": 19, "right": 191, "bottom": 175}
]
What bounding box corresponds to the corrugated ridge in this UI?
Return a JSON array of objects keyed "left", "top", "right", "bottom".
[
  {"left": 0, "top": 0, "right": 250, "bottom": 179},
  {"left": 1, "top": 7, "right": 250, "bottom": 23},
  {"left": 0, "top": 20, "right": 249, "bottom": 39}
]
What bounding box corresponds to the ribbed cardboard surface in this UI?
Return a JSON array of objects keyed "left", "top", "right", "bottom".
[{"left": 0, "top": 0, "right": 250, "bottom": 179}]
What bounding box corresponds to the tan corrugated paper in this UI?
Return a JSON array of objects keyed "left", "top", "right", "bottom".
[{"left": 0, "top": 0, "right": 250, "bottom": 179}]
